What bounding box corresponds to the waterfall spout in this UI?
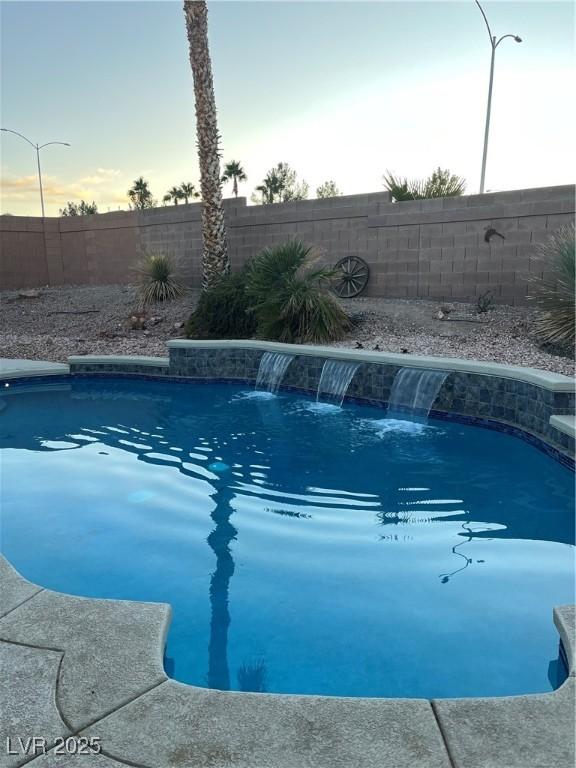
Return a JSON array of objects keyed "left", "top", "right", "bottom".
[
  {"left": 387, "top": 368, "right": 448, "bottom": 421},
  {"left": 316, "top": 360, "right": 360, "bottom": 406},
  {"left": 255, "top": 352, "right": 295, "bottom": 393}
]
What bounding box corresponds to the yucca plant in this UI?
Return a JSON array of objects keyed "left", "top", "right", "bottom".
[
  {"left": 138, "top": 253, "right": 185, "bottom": 307},
  {"left": 246, "top": 241, "right": 352, "bottom": 343},
  {"left": 528, "top": 224, "right": 575, "bottom": 345}
]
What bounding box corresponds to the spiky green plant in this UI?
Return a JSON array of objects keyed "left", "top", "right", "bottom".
[
  {"left": 528, "top": 224, "right": 575, "bottom": 345},
  {"left": 383, "top": 168, "right": 466, "bottom": 201},
  {"left": 246, "top": 241, "right": 352, "bottom": 343},
  {"left": 138, "top": 253, "right": 185, "bottom": 307},
  {"left": 186, "top": 269, "right": 256, "bottom": 339}
]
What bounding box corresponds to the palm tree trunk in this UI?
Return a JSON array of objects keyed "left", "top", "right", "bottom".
[
  {"left": 184, "top": 0, "right": 229, "bottom": 290},
  {"left": 233, "top": 176, "right": 238, "bottom": 197}
]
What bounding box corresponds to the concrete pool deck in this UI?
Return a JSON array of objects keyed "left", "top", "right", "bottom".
[
  {"left": 1, "top": 355, "right": 575, "bottom": 767},
  {"left": 1, "top": 556, "right": 574, "bottom": 768}
]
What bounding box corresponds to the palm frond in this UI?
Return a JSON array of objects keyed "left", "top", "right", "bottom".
[
  {"left": 246, "top": 241, "right": 351, "bottom": 343},
  {"left": 384, "top": 168, "right": 466, "bottom": 201}
]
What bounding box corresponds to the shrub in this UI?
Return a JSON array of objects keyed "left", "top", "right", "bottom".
[
  {"left": 246, "top": 241, "right": 352, "bottom": 343},
  {"left": 476, "top": 289, "right": 494, "bottom": 314},
  {"left": 138, "top": 253, "right": 185, "bottom": 307},
  {"left": 186, "top": 241, "right": 352, "bottom": 344},
  {"left": 60, "top": 200, "right": 98, "bottom": 216},
  {"left": 528, "top": 224, "right": 575, "bottom": 345},
  {"left": 186, "top": 269, "right": 256, "bottom": 339},
  {"left": 383, "top": 168, "right": 466, "bottom": 201}
]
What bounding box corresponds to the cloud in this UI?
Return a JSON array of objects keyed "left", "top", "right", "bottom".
[
  {"left": 0, "top": 168, "right": 127, "bottom": 212},
  {"left": 1, "top": 175, "right": 39, "bottom": 190},
  {"left": 78, "top": 168, "right": 122, "bottom": 185}
]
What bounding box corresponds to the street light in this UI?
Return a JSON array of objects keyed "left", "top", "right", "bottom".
[
  {"left": 1, "top": 128, "right": 70, "bottom": 217},
  {"left": 475, "top": 1, "right": 522, "bottom": 194}
]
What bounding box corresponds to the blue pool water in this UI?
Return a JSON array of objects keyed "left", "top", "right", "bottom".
[{"left": 0, "top": 377, "right": 573, "bottom": 699}]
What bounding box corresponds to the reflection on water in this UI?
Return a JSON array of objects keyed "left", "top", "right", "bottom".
[
  {"left": 237, "top": 657, "right": 268, "bottom": 692},
  {"left": 207, "top": 481, "right": 236, "bottom": 691},
  {"left": 0, "top": 378, "right": 574, "bottom": 699}
]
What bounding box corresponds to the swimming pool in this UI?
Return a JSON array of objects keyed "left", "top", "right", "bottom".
[{"left": 1, "top": 376, "right": 573, "bottom": 699}]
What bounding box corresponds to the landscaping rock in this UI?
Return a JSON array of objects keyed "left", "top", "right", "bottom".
[{"left": 0, "top": 285, "right": 573, "bottom": 375}]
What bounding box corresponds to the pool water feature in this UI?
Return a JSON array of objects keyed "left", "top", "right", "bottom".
[
  {"left": 317, "top": 359, "right": 360, "bottom": 405},
  {"left": 1, "top": 377, "right": 573, "bottom": 699},
  {"left": 387, "top": 367, "right": 449, "bottom": 421},
  {"left": 255, "top": 352, "right": 295, "bottom": 393}
]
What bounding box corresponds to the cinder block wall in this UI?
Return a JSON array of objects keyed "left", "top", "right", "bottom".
[
  {"left": 1, "top": 184, "right": 573, "bottom": 305},
  {"left": 365, "top": 185, "right": 574, "bottom": 304}
]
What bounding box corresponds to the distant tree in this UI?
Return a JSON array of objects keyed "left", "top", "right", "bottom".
[
  {"left": 316, "top": 181, "right": 341, "bottom": 199},
  {"left": 60, "top": 200, "right": 98, "bottom": 216},
  {"left": 165, "top": 185, "right": 184, "bottom": 205},
  {"left": 128, "top": 177, "right": 156, "bottom": 209},
  {"left": 179, "top": 182, "right": 201, "bottom": 203},
  {"left": 251, "top": 163, "right": 308, "bottom": 205},
  {"left": 383, "top": 168, "right": 466, "bottom": 201},
  {"left": 162, "top": 194, "right": 172, "bottom": 206},
  {"left": 251, "top": 170, "right": 282, "bottom": 205},
  {"left": 221, "top": 160, "right": 247, "bottom": 198},
  {"left": 276, "top": 162, "right": 308, "bottom": 202}
]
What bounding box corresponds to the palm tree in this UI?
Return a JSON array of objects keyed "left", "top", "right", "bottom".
[
  {"left": 128, "top": 176, "right": 155, "bottom": 209},
  {"left": 166, "top": 185, "right": 184, "bottom": 205},
  {"left": 221, "top": 160, "right": 247, "bottom": 198},
  {"left": 179, "top": 182, "right": 200, "bottom": 203},
  {"left": 253, "top": 181, "right": 275, "bottom": 205},
  {"left": 252, "top": 169, "right": 283, "bottom": 205},
  {"left": 184, "top": 0, "right": 229, "bottom": 290}
]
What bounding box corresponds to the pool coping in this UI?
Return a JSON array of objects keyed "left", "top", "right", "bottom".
[
  {"left": 1, "top": 353, "right": 575, "bottom": 766},
  {"left": 0, "top": 555, "right": 574, "bottom": 768},
  {"left": 550, "top": 414, "right": 576, "bottom": 439},
  {"left": 0, "top": 359, "right": 70, "bottom": 380},
  {"left": 68, "top": 354, "right": 169, "bottom": 368}
]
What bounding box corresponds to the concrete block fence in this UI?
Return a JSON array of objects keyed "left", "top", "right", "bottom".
[{"left": 1, "top": 184, "right": 574, "bottom": 304}]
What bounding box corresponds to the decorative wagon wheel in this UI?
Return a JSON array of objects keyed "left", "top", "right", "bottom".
[{"left": 332, "top": 256, "right": 370, "bottom": 298}]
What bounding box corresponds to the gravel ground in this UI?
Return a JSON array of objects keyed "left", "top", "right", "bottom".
[{"left": 0, "top": 284, "right": 573, "bottom": 376}]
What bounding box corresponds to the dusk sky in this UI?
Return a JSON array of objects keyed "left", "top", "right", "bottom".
[{"left": 1, "top": 1, "right": 574, "bottom": 216}]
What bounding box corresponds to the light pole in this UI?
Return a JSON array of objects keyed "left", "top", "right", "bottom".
[
  {"left": 475, "top": 1, "right": 522, "bottom": 194},
  {"left": 1, "top": 128, "right": 70, "bottom": 217}
]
